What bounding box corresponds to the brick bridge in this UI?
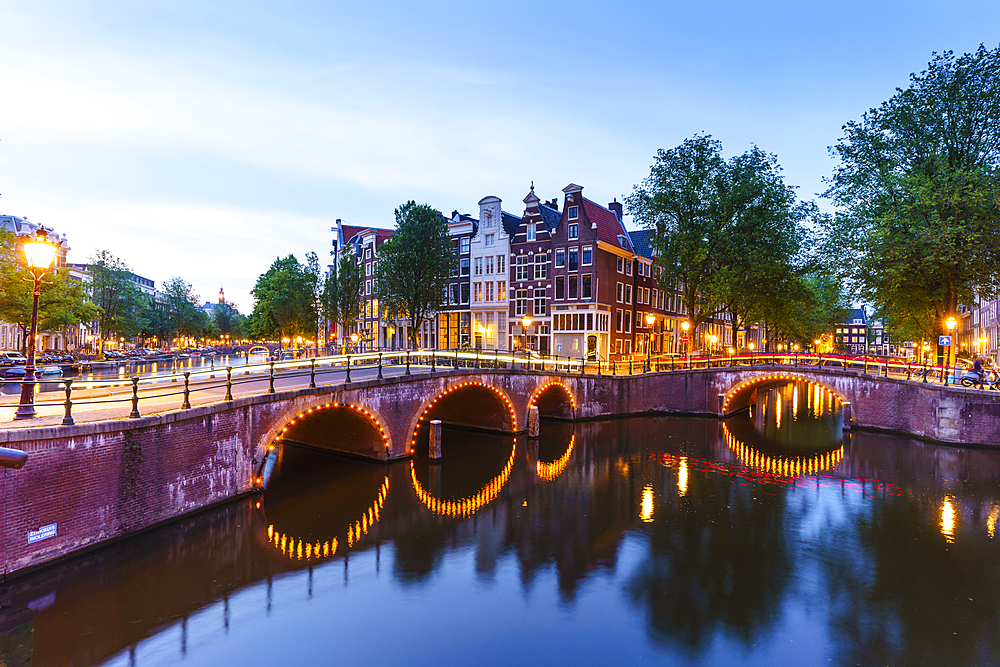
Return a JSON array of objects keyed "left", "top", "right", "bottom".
[{"left": 3, "top": 365, "right": 1000, "bottom": 577}]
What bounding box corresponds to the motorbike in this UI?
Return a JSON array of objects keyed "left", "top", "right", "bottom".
[{"left": 959, "top": 368, "right": 1000, "bottom": 389}]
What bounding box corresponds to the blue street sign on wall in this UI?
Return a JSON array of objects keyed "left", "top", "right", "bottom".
[{"left": 939, "top": 336, "right": 952, "bottom": 346}]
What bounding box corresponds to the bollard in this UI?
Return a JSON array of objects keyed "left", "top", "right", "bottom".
[
  {"left": 345, "top": 356, "right": 352, "bottom": 383},
  {"left": 841, "top": 401, "right": 852, "bottom": 430},
  {"left": 718, "top": 393, "right": 726, "bottom": 417},
  {"left": 406, "top": 351, "right": 411, "bottom": 375},
  {"left": 129, "top": 377, "right": 141, "bottom": 418},
  {"left": 429, "top": 419, "right": 443, "bottom": 459},
  {"left": 226, "top": 367, "right": 233, "bottom": 401},
  {"left": 269, "top": 362, "right": 276, "bottom": 393},
  {"left": 378, "top": 353, "right": 384, "bottom": 379},
  {"left": 528, "top": 405, "right": 540, "bottom": 438},
  {"left": 310, "top": 359, "right": 316, "bottom": 388},
  {"left": 183, "top": 372, "right": 192, "bottom": 409},
  {"left": 62, "top": 379, "right": 74, "bottom": 426},
  {"left": 0, "top": 447, "right": 27, "bottom": 469}
]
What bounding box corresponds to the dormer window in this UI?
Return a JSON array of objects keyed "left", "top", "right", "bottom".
[
  {"left": 568, "top": 206, "right": 578, "bottom": 220},
  {"left": 568, "top": 223, "right": 578, "bottom": 240},
  {"left": 618, "top": 235, "right": 628, "bottom": 249}
]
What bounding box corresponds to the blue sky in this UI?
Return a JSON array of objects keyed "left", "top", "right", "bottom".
[{"left": 1, "top": 1, "right": 997, "bottom": 310}]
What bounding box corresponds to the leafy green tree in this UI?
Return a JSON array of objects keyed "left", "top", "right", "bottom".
[
  {"left": 160, "top": 277, "right": 208, "bottom": 345},
  {"left": 321, "top": 247, "right": 365, "bottom": 352},
  {"left": 249, "top": 255, "right": 316, "bottom": 343},
  {"left": 822, "top": 45, "right": 1000, "bottom": 343},
  {"left": 374, "top": 201, "right": 456, "bottom": 350},
  {"left": 212, "top": 300, "right": 246, "bottom": 341},
  {"left": 86, "top": 250, "right": 146, "bottom": 358}
]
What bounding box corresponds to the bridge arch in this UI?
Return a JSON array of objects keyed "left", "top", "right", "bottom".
[
  {"left": 410, "top": 439, "right": 516, "bottom": 517},
  {"left": 408, "top": 380, "right": 517, "bottom": 455},
  {"left": 721, "top": 371, "right": 848, "bottom": 415},
  {"left": 529, "top": 380, "right": 576, "bottom": 421},
  {"left": 264, "top": 399, "right": 392, "bottom": 464}
]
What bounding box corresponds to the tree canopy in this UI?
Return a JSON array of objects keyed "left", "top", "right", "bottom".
[
  {"left": 374, "top": 201, "right": 456, "bottom": 349},
  {"left": 86, "top": 250, "right": 147, "bottom": 357},
  {"left": 822, "top": 44, "right": 1000, "bottom": 338},
  {"left": 248, "top": 254, "right": 316, "bottom": 342},
  {"left": 322, "top": 247, "right": 364, "bottom": 350}
]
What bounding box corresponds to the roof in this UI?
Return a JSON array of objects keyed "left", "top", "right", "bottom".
[
  {"left": 628, "top": 230, "right": 653, "bottom": 258},
  {"left": 844, "top": 308, "right": 868, "bottom": 325},
  {"left": 539, "top": 203, "right": 561, "bottom": 232},
  {"left": 583, "top": 198, "right": 632, "bottom": 252},
  {"left": 502, "top": 211, "right": 522, "bottom": 237}
]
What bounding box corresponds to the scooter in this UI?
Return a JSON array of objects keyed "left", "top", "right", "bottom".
[{"left": 959, "top": 368, "right": 1000, "bottom": 389}]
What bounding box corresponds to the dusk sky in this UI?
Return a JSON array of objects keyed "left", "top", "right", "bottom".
[{"left": 1, "top": 1, "right": 997, "bottom": 310}]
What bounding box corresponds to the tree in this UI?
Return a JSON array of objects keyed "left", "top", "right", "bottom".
[
  {"left": 321, "top": 247, "right": 364, "bottom": 351},
  {"left": 212, "top": 300, "right": 246, "bottom": 341},
  {"left": 822, "top": 45, "right": 1000, "bottom": 344},
  {"left": 160, "top": 277, "right": 206, "bottom": 345},
  {"left": 249, "top": 255, "right": 316, "bottom": 343},
  {"left": 374, "top": 201, "right": 456, "bottom": 350},
  {"left": 304, "top": 252, "right": 323, "bottom": 352},
  {"left": 627, "top": 136, "right": 814, "bottom": 349},
  {"left": 86, "top": 250, "right": 146, "bottom": 358}
]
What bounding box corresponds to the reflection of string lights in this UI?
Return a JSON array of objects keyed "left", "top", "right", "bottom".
[
  {"left": 536, "top": 435, "right": 574, "bottom": 481},
  {"left": 410, "top": 440, "right": 516, "bottom": 517},
  {"left": 722, "top": 374, "right": 846, "bottom": 413},
  {"left": 723, "top": 423, "right": 843, "bottom": 477},
  {"left": 941, "top": 496, "right": 956, "bottom": 543},
  {"left": 530, "top": 381, "right": 576, "bottom": 410},
  {"left": 267, "top": 476, "right": 389, "bottom": 561},
  {"left": 640, "top": 483, "right": 654, "bottom": 522},
  {"left": 989, "top": 504, "right": 999, "bottom": 539},
  {"left": 411, "top": 382, "right": 517, "bottom": 453},
  {"left": 257, "top": 403, "right": 391, "bottom": 488}
]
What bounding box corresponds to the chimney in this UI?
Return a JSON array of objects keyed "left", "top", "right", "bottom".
[
  {"left": 452, "top": 210, "right": 460, "bottom": 219},
  {"left": 609, "top": 198, "right": 623, "bottom": 221}
]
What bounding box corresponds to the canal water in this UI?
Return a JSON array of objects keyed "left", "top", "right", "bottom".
[{"left": 4, "top": 379, "right": 1000, "bottom": 666}]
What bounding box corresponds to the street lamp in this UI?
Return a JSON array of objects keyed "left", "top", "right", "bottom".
[
  {"left": 521, "top": 315, "right": 533, "bottom": 358},
  {"left": 15, "top": 229, "right": 58, "bottom": 420},
  {"left": 748, "top": 341, "right": 755, "bottom": 366},
  {"left": 945, "top": 316, "right": 957, "bottom": 383},
  {"left": 728, "top": 347, "right": 735, "bottom": 367},
  {"left": 388, "top": 325, "right": 395, "bottom": 351},
  {"left": 681, "top": 320, "right": 690, "bottom": 367},
  {"left": 350, "top": 331, "right": 359, "bottom": 353},
  {"left": 645, "top": 312, "right": 655, "bottom": 371}
]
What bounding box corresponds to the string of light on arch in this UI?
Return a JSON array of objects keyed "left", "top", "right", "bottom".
[
  {"left": 412, "top": 381, "right": 517, "bottom": 453},
  {"left": 410, "top": 439, "right": 516, "bottom": 517},
  {"left": 266, "top": 476, "right": 389, "bottom": 561},
  {"left": 721, "top": 373, "right": 847, "bottom": 413},
  {"left": 529, "top": 381, "right": 576, "bottom": 410},
  {"left": 536, "top": 435, "right": 574, "bottom": 481},
  {"left": 722, "top": 423, "right": 844, "bottom": 477}
]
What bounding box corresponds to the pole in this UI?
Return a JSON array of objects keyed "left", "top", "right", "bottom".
[
  {"left": 310, "top": 359, "right": 316, "bottom": 388},
  {"left": 182, "top": 372, "right": 191, "bottom": 409},
  {"left": 61, "top": 379, "right": 74, "bottom": 426},
  {"left": 14, "top": 274, "right": 42, "bottom": 419},
  {"left": 129, "top": 377, "right": 140, "bottom": 418},
  {"left": 226, "top": 367, "right": 233, "bottom": 401}
]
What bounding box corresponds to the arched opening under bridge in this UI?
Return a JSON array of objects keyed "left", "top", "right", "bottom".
[
  {"left": 410, "top": 381, "right": 516, "bottom": 456},
  {"left": 722, "top": 372, "right": 848, "bottom": 416},
  {"left": 276, "top": 402, "right": 390, "bottom": 461},
  {"left": 530, "top": 381, "right": 576, "bottom": 421}
]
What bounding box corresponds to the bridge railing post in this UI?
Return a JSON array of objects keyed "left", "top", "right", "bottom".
[
  {"left": 345, "top": 356, "right": 351, "bottom": 383},
  {"left": 129, "top": 377, "right": 140, "bottom": 418},
  {"left": 183, "top": 372, "right": 192, "bottom": 409},
  {"left": 310, "top": 359, "right": 316, "bottom": 388},
  {"left": 226, "top": 367, "right": 233, "bottom": 401},
  {"left": 61, "top": 379, "right": 74, "bottom": 426},
  {"left": 378, "top": 353, "right": 384, "bottom": 379},
  {"left": 406, "top": 351, "right": 411, "bottom": 375},
  {"left": 269, "top": 362, "right": 276, "bottom": 393}
]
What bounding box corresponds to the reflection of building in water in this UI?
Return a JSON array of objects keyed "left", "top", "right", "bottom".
[
  {"left": 411, "top": 440, "right": 516, "bottom": 517},
  {"left": 267, "top": 476, "right": 389, "bottom": 561},
  {"left": 536, "top": 436, "right": 574, "bottom": 481}
]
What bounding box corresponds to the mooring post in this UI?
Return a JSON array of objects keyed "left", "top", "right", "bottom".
[
  {"left": 718, "top": 393, "right": 726, "bottom": 418},
  {"left": 225, "top": 367, "right": 233, "bottom": 401},
  {"left": 429, "top": 419, "right": 443, "bottom": 460},
  {"left": 841, "top": 401, "right": 852, "bottom": 430},
  {"left": 61, "top": 379, "right": 74, "bottom": 426},
  {"left": 528, "top": 405, "right": 540, "bottom": 438},
  {"left": 129, "top": 377, "right": 140, "bottom": 418}
]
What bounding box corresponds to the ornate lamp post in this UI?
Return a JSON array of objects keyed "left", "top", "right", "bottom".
[
  {"left": 15, "top": 229, "right": 58, "bottom": 420},
  {"left": 387, "top": 324, "right": 395, "bottom": 351},
  {"left": 645, "top": 312, "right": 655, "bottom": 371},
  {"left": 945, "top": 316, "right": 957, "bottom": 383},
  {"left": 521, "top": 315, "right": 533, "bottom": 359},
  {"left": 748, "top": 341, "right": 755, "bottom": 366},
  {"left": 350, "top": 331, "right": 360, "bottom": 353},
  {"left": 708, "top": 334, "right": 718, "bottom": 362},
  {"left": 681, "top": 320, "right": 690, "bottom": 367}
]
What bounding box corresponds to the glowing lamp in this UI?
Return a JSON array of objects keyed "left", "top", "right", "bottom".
[
  {"left": 645, "top": 313, "right": 655, "bottom": 326},
  {"left": 23, "top": 230, "right": 58, "bottom": 270},
  {"left": 521, "top": 315, "right": 532, "bottom": 328},
  {"left": 681, "top": 321, "right": 690, "bottom": 332},
  {"left": 748, "top": 342, "right": 755, "bottom": 350},
  {"left": 946, "top": 317, "right": 957, "bottom": 331}
]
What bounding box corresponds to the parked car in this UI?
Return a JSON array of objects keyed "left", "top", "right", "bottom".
[{"left": 0, "top": 351, "right": 28, "bottom": 366}]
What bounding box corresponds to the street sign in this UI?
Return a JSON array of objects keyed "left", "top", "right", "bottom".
[
  {"left": 681, "top": 336, "right": 689, "bottom": 342},
  {"left": 939, "top": 336, "right": 952, "bottom": 346}
]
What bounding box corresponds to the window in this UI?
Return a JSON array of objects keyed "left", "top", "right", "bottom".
[
  {"left": 460, "top": 258, "right": 470, "bottom": 276},
  {"left": 485, "top": 234, "right": 495, "bottom": 247},
  {"left": 461, "top": 283, "right": 470, "bottom": 304},
  {"left": 626, "top": 285, "right": 632, "bottom": 304},
  {"left": 616, "top": 309, "right": 623, "bottom": 332},
  {"left": 623, "top": 339, "right": 632, "bottom": 355},
  {"left": 555, "top": 276, "right": 565, "bottom": 299},
  {"left": 460, "top": 238, "right": 470, "bottom": 254},
  {"left": 617, "top": 257, "right": 624, "bottom": 273},
  {"left": 626, "top": 260, "right": 633, "bottom": 276},
  {"left": 474, "top": 258, "right": 483, "bottom": 276},
  {"left": 615, "top": 339, "right": 622, "bottom": 355},
  {"left": 555, "top": 248, "right": 565, "bottom": 268},
  {"left": 486, "top": 256, "right": 494, "bottom": 274},
  {"left": 568, "top": 223, "right": 578, "bottom": 239},
  {"left": 365, "top": 263, "right": 372, "bottom": 276},
  {"left": 569, "top": 275, "right": 578, "bottom": 299},
  {"left": 568, "top": 206, "right": 578, "bottom": 219},
  {"left": 497, "top": 281, "right": 506, "bottom": 301},
  {"left": 450, "top": 283, "right": 460, "bottom": 305},
  {"left": 365, "top": 248, "right": 371, "bottom": 259},
  {"left": 527, "top": 223, "right": 536, "bottom": 241},
  {"left": 624, "top": 310, "right": 632, "bottom": 333},
  {"left": 534, "top": 254, "right": 548, "bottom": 280},
  {"left": 617, "top": 282, "right": 624, "bottom": 303},
  {"left": 652, "top": 288, "right": 658, "bottom": 307},
  {"left": 497, "top": 254, "right": 505, "bottom": 274},
  {"left": 486, "top": 282, "right": 494, "bottom": 301},
  {"left": 515, "top": 255, "right": 529, "bottom": 281},
  {"left": 582, "top": 246, "right": 592, "bottom": 265},
  {"left": 365, "top": 280, "right": 371, "bottom": 295},
  {"left": 533, "top": 288, "right": 546, "bottom": 316},
  {"left": 569, "top": 248, "right": 578, "bottom": 271},
  {"left": 582, "top": 274, "right": 592, "bottom": 299},
  {"left": 587, "top": 313, "right": 593, "bottom": 330},
  {"left": 474, "top": 282, "right": 482, "bottom": 302},
  {"left": 515, "top": 289, "right": 528, "bottom": 315}
]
